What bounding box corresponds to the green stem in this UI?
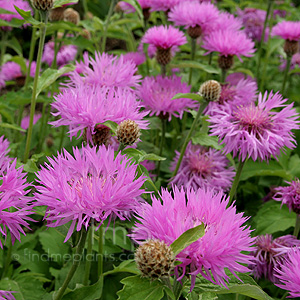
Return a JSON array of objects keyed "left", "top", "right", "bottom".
[
  {"left": 117, "top": 143, "right": 125, "bottom": 153},
  {"left": 162, "top": 278, "right": 173, "bottom": 300},
  {"left": 24, "top": 11, "right": 38, "bottom": 89},
  {"left": 188, "top": 38, "right": 197, "bottom": 85},
  {"left": 172, "top": 99, "right": 207, "bottom": 178},
  {"left": 1, "top": 237, "right": 12, "bottom": 279},
  {"left": 161, "top": 64, "right": 166, "bottom": 77},
  {"left": 228, "top": 159, "right": 246, "bottom": 206},
  {"left": 37, "top": 103, "right": 47, "bottom": 153},
  {"left": 0, "top": 31, "right": 8, "bottom": 66},
  {"left": 221, "top": 68, "right": 227, "bottom": 83},
  {"left": 54, "top": 228, "right": 88, "bottom": 300},
  {"left": 83, "top": 225, "right": 93, "bottom": 285},
  {"left": 173, "top": 277, "right": 186, "bottom": 300},
  {"left": 23, "top": 13, "right": 49, "bottom": 162},
  {"left": 256, "top": 0, "right": 273, "bottom": 87},
  {"left": 281, "top": 55, "right": 292, "bottom": 95},
  {"left": 293, "top": 214, "right": 300, "bottom": 238},
  {"left": 156, "top": 118, "right": 166, "bottom": 179},
  {"left": 98, "top": 224, "right": 104, "bottom": 277},
  {"left": 51, "top": 31, "right": 58, "bottom": 69},
  {"left": 101, "top": 0, "right": 116, "bottom": 52}
]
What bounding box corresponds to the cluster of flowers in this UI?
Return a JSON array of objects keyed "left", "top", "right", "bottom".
[{"left": 0, "top": 0, "right": 300, "bottom": 299}]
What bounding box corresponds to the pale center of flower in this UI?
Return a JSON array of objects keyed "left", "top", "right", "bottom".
[
  {"left": 188, "top": 152, "right": 214, "bottom": 178},
  {"left": 233, "top": 105, "right": 271, "bottom": 137}
]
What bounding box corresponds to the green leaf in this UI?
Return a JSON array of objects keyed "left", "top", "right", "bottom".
[
  {"left": 117, "top": 275, "right": 165, "bottom": 300},
  {"left": 102, "top": 120, "right": 118, "bottom": 133},
  {"left": 231, "top": 67, "right": 254, "bottom": 78},
  {"left": 240, "top": 159, "right": 293, "bottom": 181},
  {"left": 34, "top": 65, "right": 75, "bottom": 97},
  {"left": 0, "top": 7, "right": 15, "bottom": 14},
  {"left": 103, "top": 260, "right": 139, "bottom": 277},
  {"left": 61, "top": 278, "right": 103, "bottom": 300},
  {"left": 170, "top": 224, "right": 205, "bottom": 256},
  {"left": 192, "top": 133, "right": 222, "bottom": 150},
  {"left": 10, "top": 56, "right": 27, "bottom": 73},
  {"left": 121, "top": 148, "right": 144, "bottom": 163},
  {"left": 14, "top": 6, "right": 40, "bottom": 26},
  {"left": 53, "top": 0, "right": 79, "bottom": 8},
  {"left": 5, "top": 37, "right": 23, "bottom": 57},
  {"left": 172, "top": 93, "right": 202, "bottom": 101},
  {"left": 253, "top": 200, "right": 296, "bottom": 235},
  {"left": 171, "top": 61, "right": 219, "bottom": 74},
  {"left": 0, "top": 123, "right": 25, "bottom": 132},
  {"left": 138, "top": 153, "right": 166, "bottom": 163},
  {"left": 187, "top": 291, "right": 218, "bottom": 300}
]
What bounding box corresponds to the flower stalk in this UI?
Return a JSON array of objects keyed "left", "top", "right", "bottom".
[{"left": 281, "top": 55, "right": 292, "bottom": 95}]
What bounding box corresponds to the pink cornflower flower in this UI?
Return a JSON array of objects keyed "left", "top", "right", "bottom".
[
  {"left": 214, "top": 12, "right": 243, "bottom": 32},
  {"left": 121, "top": 51, "right": 146, "bottom": 66},
  {"left": 0, "top": 62, "right": 22, "bottom": 82},
  {"left": 237, "top": 8, "right": 269, "bottom": 42},
  {"left": 138, "top": 75, "right": 197, "bottom": 121},
  {"left": 279, "top": 52, "right": 300, "bottom": 71},
  {"left": 209, "top": 91, "right": 299, "bottom": 162},
  {"left": 42, "top": 41, "right": 77, "bottom": 67},
  {"left": 273, "top": 179, "right": 300, "bottom": 214},
  {"left": 0, "top": 137, "right": 33, "bottom": 248},
  {"left": 272, "top": 21, "right": 300, "bottom": 42},
  {"left": 170, "top": 142, "right": 235, "bottom": 192},
  {"left": 21, "top": 113, "right": 42, "bottom": 130},
  {"left": 50, "top": 85, "right": 148, "bottom": 144},
  {"left": 202, "top": 29, "right": 255, "bottom": 70},
  {"left": 118, "top": 2, "right": 136, "bottom": 13},
  {"left": 168, "top": 2, "right": 219, "bottom": 38},
  {"left": 140, "top": 160, "right": 156, "bottom": 179},
  {"left": 0, "top": 290, "right": 16, "bottom": 300},
  {"left": 34, "top": 145, "right": 146, "bottom": 242},
  {"left": 131, "top": 186, "right": 254, "bottom": 288},
  {"left": 68, "top": 51, "right": 141, "bottom": 90},
  {"left": 275, "top": 247, "right": 300, "bottom": 298},
  {"left": 250, "top": 234, "right": 300, "bottom": 283},
  {"left": 142, "top": 25, "right": 186, "bottom": 65},
  {"left": 0, "top": 0, "right": 32, "bottom": 29}
]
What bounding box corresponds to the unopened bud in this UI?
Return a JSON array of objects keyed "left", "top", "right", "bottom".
[
  {"left": 135, "top": 239, "right": 175, "bottom": 279},
  {"left": 64, "top": 8, "right": 80, "bottom": 25},
  {"left": 218, "top": 55, "right": 234, "bottom": 70},
  {"left": 283, "top": 40, "right": 299, "bottom": 57},
  {"left": 116, "top": 120, "right": 141, "bottom": 146},
  {"left": 81, "top": 29, "right": 91, "bottom": 40},
  {"left": 187, "top": 25, "right": 202, "bottom": 39},
  {"left": 31, "top": 0, "right": 54, "bottom": 11},
  {"left": 49, "top": 7, "right": 65, "bottom": 21},
  {"left": 156, "top": 47, "right": 172, "bottom": 66},
  {"left": 199, "top": 80, "right": 221, "bottom": 102}
]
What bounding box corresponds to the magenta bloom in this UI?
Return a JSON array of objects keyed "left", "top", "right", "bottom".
[
  {"left": 0, "top": 137, "right": 33, "bottom": 248},
  {"left": 272, "top": 21, "right": 300, "bottom": 41},
  {"left": 237, "top": 8, "right": 269, "bottom": 42},
  {"left": 131, "top": 186, "right": 254, "bottom": 288},
  {"left": 142, "top": 25, "right": 187, "bottom": 50},
  {"left": 209, "top": 91, "right": 299, "bottom": 161},
  {"left": 0, "top": 290, "right": 16, "bottom": 300},
  {"left": 69, "top": 51, "right": 140, "bottom": 90},
  {"left": 21, "top": 113, "right": 42, "bottom": 130},
  {"left": 168, "top": 2, "right": 219, "bottom": 35},
  {"left": 150, "top": 0, "right": 181, "bottom": 12},
  {"left": 138, "top": 75, "right": 197, "bottom": 121},
  {"left": 0, "top": 62, "right": 22, "bottom": 82},
  {"left": 119, "top": 0, "right": 151, "bottom": 12},
  {"left": 279, "top": 52, "right": 300, "bottom": 71},
  {"left": 273, "top": 179, "right": 300, "bottom": 214},
  {"left": 170, "top": 142, "right": 235, "bottom": 192},
  {"left": 51, "top": 85, "right": 148, "bottom": 143},
  {"left": 214, "top": 12, "right": 242, "bottom": 32},
  {"left": 275, "top": 248, "right": 300, "bottom": 298},
  {"left": 0, "top": 0, "right": 32, "bottom": 29},
  {"left": 202, "top": 29, "right": 255, "bottom": 61},
  {"left": 35, "top": 145, "right": 146, "bottom": 241},
  {"left": 250, "top": 234, "right": 300, "bottom": 283},
  {"left": 42, "top": 41, "right": 77, "bottom": 67},
  {"left": 121, "top": 51, "right": 146, "bottom": 66}
]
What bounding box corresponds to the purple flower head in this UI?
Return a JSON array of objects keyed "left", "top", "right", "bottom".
[
  {"left": 131, "top": 186, "right": 254, "bottom": 288},
  {"left": 170, "top": 142, "right": 235, "bottom": 192},
  {"left": 138, "top": 75, "right": 197, "bottom": 121},
  {"left": 273, "top": 179, "right": 300, "bottom": 214},
  {"left": 0, "top": 138, "right": 33, "bottom": 248},
  {"left": 21, "top": 113, "right": 42, "bottom": 130},
  {"left": 168, "top": 2, "right": 219, "bottom": 35},
  {"left": 272, "top": 21, "right": 300, "bottom": 41},
  {"left": 42, "top": 41, "right": 77, "bottom": 67},
  {"left": 140, "top": 160, "right": 156, "bottom": 179},
  {"left": 69, "top": 51, "right": 141, "bottom": 91},
  {"left": 0, "top": 62, "right": 22, "bottom": 82},
  {"left": 250, "top": 234, "right": 300, "bottom": 283},
  {"left": 150, "top": 0, "right": 181, "bottom": 12},
  {"left": 121, "top": 51, "right": 146, "bottom": 66},
  {"left": 0, "top": 0, "right": 32, "bottom": 30},
  {"left": 275, "top": 247, "right": 300, "bottom": 298},
  {"left": 35, "top": 145, "right": 146, "bottom": 242},
  {"left": 202, "top": 29, "right": 255, "bottom": 62},
  {"left": 214, "top": 12, "right": 243, "bottom": 32},
  {"left": 209, "top": 91, "right": 299, "bottom": 162},
  {"left": 118, "top": 2, "right": 136, "bottom": 13},
  {"left": 50, "top": 85, "right": 148, "bottom": 143},
  {"left": 0, "top": 290, "right": 16, "bottom": 300},
  {"left": 279, "top": 52, "right": 300, "bottom": 71},
  {"left": 142, "top": 25, "right": 187, "bottom": 50},
  {"left": 237, "top": 8, "right": 269, "bottom": 42}
]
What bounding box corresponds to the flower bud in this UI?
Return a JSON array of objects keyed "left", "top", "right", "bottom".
[
  {"left": 64, "top": 8, "right": 80, "bottom": 25},
  {"left": 199, "top": 80, "right": 221, "bottom": 102},
  {"left": 218, "top": 55, "right": 234, "bottom": 70},
  {"left": 31, "top": 0, "right": 54, "bottom": 11},
  {"left": 135, "top": 239, "right": 175, "bottom": 279},
  {"left": 116, "top": 120, "right": 141, "bottom": 146},
  {"left": 283, "top": 40, "right": 299, "bottom": 57},
  {"left": 156, "top": 47, "right": 172, "bottom": 66},
  {"left": 187, "top": 25, "right": 202, "bottom": 39},
  {"left": 49, "top": 7, "right": 65, "bottom": 21}
]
